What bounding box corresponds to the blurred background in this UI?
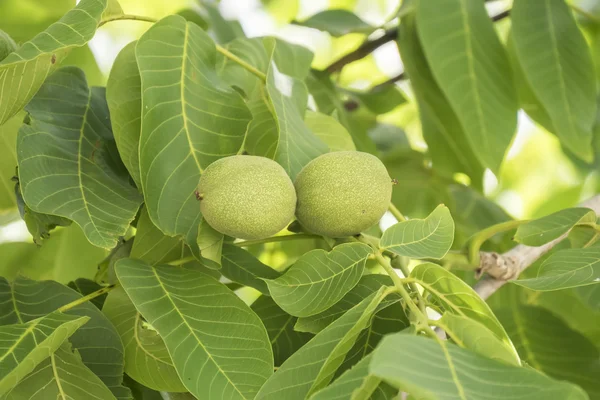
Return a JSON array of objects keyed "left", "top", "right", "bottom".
[{"left": 2, "top": 0, "right": 600, "bottom": 278}]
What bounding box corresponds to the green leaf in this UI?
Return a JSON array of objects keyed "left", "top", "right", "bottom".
[
  {"left": 115, "top": 258, "right": 273, "bottom": 399},
  {"left": 130, "top": 206, "right": 220, "bottom": 277},
  {"left": 343, "top": 86, "right": 406, "bottom": 115},
  {"left": 438, "top": 313, "right": 519, "bottom": 366},
  {"left": 398, "top": 14, "right": 483, "bottom": 184},
  {"left": 369, "top": 334, "right": 589, "bottom": 400},
  {"left": 221, "top": 244, "right": 281, "bottom": 295},
  {"left": 295, "top": 274, "right": 401, "bottom": 334},
  {"left": 0, "top": 311, "right": 88, "bottom": 396},
  {"left": 380, "top": 205, "right": 454, "bottom": 259},
  {"left": 415, "top": 0, "right": 518, "bottom": 173},
  {"left": 14, "top": 176, "right": 72, "bottom": 245},
  {"left": 511, "top": 0, "right": 595, "bottom": 162},
  {"left": 256, "top": 287, "right": 394, "bottom": 400},
  {"left": 251, "top": 295, "right": 312, "bottom": 366},
  {"left": 0, "top": 224, "right": 107, "bottom": 283},
  {"left": 0, "top": 276, "right": 130, "bottom": 399},
  {"left": 197, "top": 217, "right": 224, "bottom": 267},
  {"left": 266, "top": 242, "right": 372, "bottom": 317},
  {"left": 304, "top": 110, "right": 356, "bottom": 152},
  {"left": 496, "top": 305, "right": 600, "bottom": 399},
  {"left": 0, "top": 113, "right": 20, "bottom": 213},
  {"left": 514, "top": 207, "right": 596, "bottom": 246},
  {"left": 245, "top": 38, "right": 328, "bottom": 179},
  {"left": 103, "top": 286, "right": 186, "bottom": 392},
  {"left": 3, "top": 343, "right": 117, "bottom": 400},
  {"left": 410, "top": 263, "right": 518, "bottom": 359},
  {"left": 67, "top": 278, "right": 107, "bottom": 309},
  {"left": 106, "top": 41, "right": 142, "bottom": 189},
  {"left": 137, "top": 15, "right": 251, "bottom": 241},
  {"left": 295, "top": 10, "right": 374, "bottom": 37},
  {"left": 17, "top": 66, "right": 143, "bottom": 249},
  {"left": 338, "top": 297, "right": 410, "bottom": 377},
  {"left": 201, "top": 2, "right": 245, "bottom": 44},
  {"left": 0, "top": 0, "right": 108, "bottom": 126},
  {"left": 513, "top": 247, "right": 600, "bottom": 291},
  {"left": 309, "top": 354, "right": 397, "bottom": 400},
  {"left": 576, "top": 284, "right": 600, "bottom": 310}
]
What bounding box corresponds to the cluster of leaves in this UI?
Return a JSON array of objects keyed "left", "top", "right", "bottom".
[{"left": 0, "top": 0, "right": 599, "bottom": 399}]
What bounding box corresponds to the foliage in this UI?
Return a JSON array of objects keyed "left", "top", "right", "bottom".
[{"left": 0, "top": 0, "right": 599, "bottom": 399}]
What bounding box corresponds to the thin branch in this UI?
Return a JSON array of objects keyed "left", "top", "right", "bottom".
[
  {"left": 99, "top": 14, "right": 157, "bottom": 27},
  {"left": 216, "top": 46, "right": 267, "bottom": 82},
  {"left": 324, "top": 7, "right": 512, "bottom": 74},
  {"left": 474, "top": 194, "right": 600, "bottom": 300},
  {"left": 326, "top": 28, "right": 398, "bottom": 74}
]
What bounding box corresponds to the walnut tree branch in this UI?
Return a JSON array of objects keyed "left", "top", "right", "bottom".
[{"left": 474, "top": 194, "right": 600, "bottom": 300}]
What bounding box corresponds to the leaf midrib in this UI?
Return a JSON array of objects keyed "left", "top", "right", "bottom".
[{"left": 149, "top": 267, "right": 247, "bottom": 399}]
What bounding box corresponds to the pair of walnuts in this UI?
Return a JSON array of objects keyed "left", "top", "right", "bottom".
[{"left": 197, "top": 151, "right": 393, "bottom": 240}]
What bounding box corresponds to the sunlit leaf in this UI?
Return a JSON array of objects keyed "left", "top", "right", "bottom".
[
  {"left": 0, "top": 224, "right": 107, "bottom": 283},
  {"left": 4, "top": 343, "right": 117, "bottom": 400},
  {"left": 0, "top": 276, "right": 130, "bottom": 399},
  {"left": 511, "top": 0, "right": 595, "bottom": 162},
  {"left": 305, "top": 110, "right": 356, "bottom": 152},
  {"left": 251, "top": 295, "right": 312, "bottom": 366},
  {"left": 295, "top": 10, "right": 373, "bottom": 37},
  {"left": 380, "top": 205, "right": 454, "bottom": 259},
  {"left": 106, "top": 41, "right": 142, "bottom": 189},
  {"left": 416, "top": 0, "right": 518, "bottom": 173},
  {"left": 514, "top": 207, "right": 596, "bottom": 246},
  {"left": 370, "top": 334, "right": 588, "bottom": 400},
  {"left": 399, "top": 14, "right": 483, "bottom": 184},
  {"left": 0, "top": 311, "right": 88, "bottom": 396},
  {"left": 115, "top": 258, "right": 273, "bottom": 399},
  {"left": 0, "top": 0, "right": 108, "bottom": 126},
  {"left": 266, "top": 243, "right": 372, "bottom": 317},
  {"left": 17, "top": 67, "right": 143, "bottom": 249},
  {"left": 410, "top": 263, "right": 517, "bottom": 359},
  {"left": 438, "top": 313, "right": 519, "bottom": 365},
  {"left": 103, "top": 287, "right": 186, "bottom": 392},
  {"left": 496, "top": 305, "right": 600, "bottom": 399},
  {"left": 256, "top": 287, "right": 394, "bottom": 400},
  {"left": 309, "top": 354, "right": 397, "bottom": 400},
  {"left": 137, "top": 15, "right": 251, "bottom": 242},
  {"left": 513, "top": 247, "right": 600, "bottom": 290},
  {"left": 294, "top": 274, "right": 401, "bottom": 334},
  {"left": 222, "top": 244, "right": 281, "bottom": 295}
]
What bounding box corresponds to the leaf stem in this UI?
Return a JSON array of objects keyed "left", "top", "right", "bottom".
[
  {"left": 166, "top": 233, "right": 323, "bottom": 266},
  {"left": 234, "top": 233, "right": 322, "bottom": 247},
  {"left": 390, "top": 255, "right": 426, "bottom": 314},
  {"left": 99, "top": 14, "right": 158, "bottom": 27},
  {"left": 466, "top": 219, "right": 526, "bottom": 266},
  {"left": 57, "top": 284, "right": 116, "bottom": 312},
  {"left": 216, "top": 46, "right": 267, "bottom": 82},
  {"left": 388, "top": 203, "right": 407, "bottom": 222}
]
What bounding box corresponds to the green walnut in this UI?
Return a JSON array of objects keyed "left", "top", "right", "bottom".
[
  {"left": 294, "top": 151, "right": 393, "bottom": 237},
  {"left": 197, "top": 155, "right": 296, "bottom": 240},
  {"left": 0, "top": 29, "right": 17, "bottom": 62}
]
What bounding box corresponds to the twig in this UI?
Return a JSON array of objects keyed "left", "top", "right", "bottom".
[
  {"left": 474, "top": 194, "right": 600, "bottom": 300},
  {"left": 326, "top": 28, "right": 398, "bottom": 73},
  {"left": 99, "top": 14, "right": 157, "bottom": 27},
  {"left": 324, "top": 8, "right": 512, "bottom": 74}
]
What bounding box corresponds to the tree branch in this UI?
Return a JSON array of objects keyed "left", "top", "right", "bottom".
[
  {"left": 474, "top": 194, "right": 600, "bottom": 300},
  {"left": 326, "top": 28, "right": 398, "bottom": 74},
  {"left": 324, "top": 8, "right": 511, "bottom": 75}
]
